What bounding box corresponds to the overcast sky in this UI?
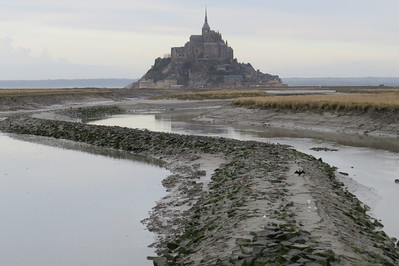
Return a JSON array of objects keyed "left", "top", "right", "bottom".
[{"left": 1, "top": 0, "right": 399, "bottom": 80}]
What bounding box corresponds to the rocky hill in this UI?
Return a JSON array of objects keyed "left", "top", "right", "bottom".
[{"left": 130, "top": 11, "right": 282, "bottom": 89}]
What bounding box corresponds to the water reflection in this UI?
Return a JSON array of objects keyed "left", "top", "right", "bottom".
[
  {"left": 89, "top": 114, "right": 230, "bottom": 136},
  {"left": 90, "top": 113, "right": 399, "bottom": 239},
  {"left": 91, "top": 113, "right": 399, "bottom": 152},
  {"left": 0, "top": 133, "right": 168, "bottom": 266},
  {"left": 12, "top": 134, "right": 165, "bottom": 167},
  {"left": 90, "top": 114, "right": 172, "bottom": 133}
]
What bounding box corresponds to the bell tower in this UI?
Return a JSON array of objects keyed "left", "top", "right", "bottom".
[{"left": 202, "top": 8, "right": 210, "bottom": 34}]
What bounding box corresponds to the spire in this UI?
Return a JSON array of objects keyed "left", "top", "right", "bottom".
[{"left": 202, "top": 8, "right": 210, "bottom": 33}]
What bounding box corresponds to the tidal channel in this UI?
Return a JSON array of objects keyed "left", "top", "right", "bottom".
[
  {"left": 90, "top": 112, "right": 399, "bottom": 240},
  {"left": 0, "top": 133, "right": 168, "bottom": 266}
]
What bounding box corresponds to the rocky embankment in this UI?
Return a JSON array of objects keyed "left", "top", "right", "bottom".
[
  {"left": 56, "top": 105, "right": 125, "bottom": 122},
  {"left": 1, "top": 116, "right": 399, "bottom": 265}
]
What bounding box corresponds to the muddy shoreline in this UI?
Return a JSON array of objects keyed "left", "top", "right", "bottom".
[
  {"left": 1, "top": 114, "right": 399, "bottom": 265},
  {"left": 195, "top": 106, "right": 399, "bottom": 138},
  {"left": 2, "top": 88, "right": 397, "bottom": 138},
  {"left": 1, "top": 91, "right": 398, "bottom": 265}
]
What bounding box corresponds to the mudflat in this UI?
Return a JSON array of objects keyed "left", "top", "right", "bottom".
[{"left": 1, "top": 88, "right": 398, "bottom": 265}]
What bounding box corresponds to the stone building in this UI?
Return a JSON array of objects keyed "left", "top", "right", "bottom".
[
  {"left": 171, "top": 10, "right": 234, "bottom": 64},
  {"left": 133, "top": 10, "right": 282, "bottom": 89}
]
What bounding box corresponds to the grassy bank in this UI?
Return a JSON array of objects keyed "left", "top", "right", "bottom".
[
  {"left": 149, "top": 89, "right": 268, "bottom": 100},
  {"left": 233, "top": 93, "right": 399, "bottom": 112}
]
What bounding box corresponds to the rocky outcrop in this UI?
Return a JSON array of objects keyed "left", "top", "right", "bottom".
[
  {"left": 1, "top": 116, "right": 398, "bottom": 265},
  {"left": 133, "top": 57, "right": 282, "bottom": 89},
  {"left": 130, "top": 11, "right": 283, "bottom": 89}
]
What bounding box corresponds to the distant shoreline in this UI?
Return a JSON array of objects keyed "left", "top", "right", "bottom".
[
  {"left": 282, "top": 77, "right": 399, "bottom": 87},
  {"left": 0, "top": 78, "right": 137, "bottom": 89},
  {"left": 1, "top": 77, "right": 399, "bottom": 88}
]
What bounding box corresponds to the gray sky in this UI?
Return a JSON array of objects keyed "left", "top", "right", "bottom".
[{"left": 1, "top": 0, "right": 399, "bottom": 80}]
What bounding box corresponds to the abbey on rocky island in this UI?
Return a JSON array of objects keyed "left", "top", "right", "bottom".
[
  {"left": 134, "top": 10, "right": 282, "bottom": 89},
  {"left": 171, "top": 10, "right": 234, "bottom": 64}
]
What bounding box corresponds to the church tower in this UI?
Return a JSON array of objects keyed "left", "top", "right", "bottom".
[{"left": 202, "top": 8, "right": 210, "bottom": 34}]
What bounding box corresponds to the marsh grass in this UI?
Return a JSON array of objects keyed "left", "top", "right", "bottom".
[
  {"left": 233, "top": 93, "right": 399, "bottom": 113},
  {"left": 0, "top": 88, "right": 111, "bottom": 97},
  {"left": 149, "top": 90, "right": 268, "bottom": 100},
  {"left": 349, "top": 88, "right": 399, "bottom": 93}
]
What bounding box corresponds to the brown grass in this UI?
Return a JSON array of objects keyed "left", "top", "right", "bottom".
[
  {"left": 233, "top": 93, "right": 399, "bottom": 112},
  {"left": 348, "top": 88, "right": 399, "bottom": 93},
  {"left": 0, "top": 88, "right": 111, "bottom": 97},
  {"left": 149, "top": 89, "right": 268, "bottom": 100}
]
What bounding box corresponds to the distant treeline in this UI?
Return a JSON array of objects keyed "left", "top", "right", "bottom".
[
  {"left": 0, "top": 79, "right": 137, "bottom": 89},
  {"left": 282, "top": 77, "right": 399, "bottom": 87}
]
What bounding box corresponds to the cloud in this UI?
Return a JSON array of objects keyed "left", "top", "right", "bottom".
[
  {"left": 1, "top": 1, "right": 399, "bottom": 79},
  {"left": 0, "top": 37, "right": 52, "bottom": 64},
  {"left": 0, "top": 38, "right": 132, "bottom": 79},
  {"left": 273, "top": 58, "right": 399, "bottom": 78},
  {"left": 0, "top": 0, "right": 199, "bottom": 34},
  {"left": 2, "top": 1, "right": 399, "bottom": 37}
]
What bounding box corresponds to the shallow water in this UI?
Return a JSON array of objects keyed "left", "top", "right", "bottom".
[
  {"left": 90, "top": 113, "right": 399, "bottom": 240},
  {"left": 0, "top": 134, "right": 168, "bottom": 266}
]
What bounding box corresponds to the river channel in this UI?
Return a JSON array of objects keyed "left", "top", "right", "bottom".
[
  {"left": 0, "top": 133, "right": 168, "bottom": 266},
  {"left": 90, "top": 111, "right": 399, "bottom": 241}
]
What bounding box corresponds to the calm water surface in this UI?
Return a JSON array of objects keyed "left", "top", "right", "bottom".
[
  {"left": 91, "top": 113, "right": 399, "bottom": 240},
  {"left": 0, "top": 134, "right": 168, "bottom": 266}
]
